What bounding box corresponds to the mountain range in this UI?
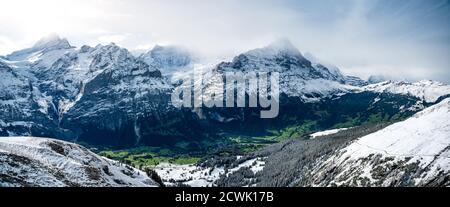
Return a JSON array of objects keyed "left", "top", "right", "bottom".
[{"left": 1, "top": 35, "right": 449, "bottom": 187}]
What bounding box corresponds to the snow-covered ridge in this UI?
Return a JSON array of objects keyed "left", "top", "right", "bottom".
[
  {"left": 310, "top": 98, "right": 450, "bottom": 186},
  {"left": 363, "top": 80, "right": 450, "bottom": 103},
  {"left": 0, "top": 137, "right": 158, "bottom": 187}
]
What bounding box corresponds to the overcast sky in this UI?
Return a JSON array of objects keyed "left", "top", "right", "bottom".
[{"left": 0, "top": 0, "right": 449, "bottom": 82}]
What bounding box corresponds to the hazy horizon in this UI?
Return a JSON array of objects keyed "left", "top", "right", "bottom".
[{"left": 0, "top": 0, "right": 449, "bottom": 83}]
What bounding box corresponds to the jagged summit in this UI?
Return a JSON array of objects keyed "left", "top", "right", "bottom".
[
  {"left": 32, "top": 34, "right": 72, "bottom": 50},
  {"left": 209, "top": 39, "right": 357, "bottom": 100},
  {"left": 6, "top": 34, "right": 73, "bottom": 61},
  {"left": 222, "top": 38, "right": 312, "bottom": 72}
]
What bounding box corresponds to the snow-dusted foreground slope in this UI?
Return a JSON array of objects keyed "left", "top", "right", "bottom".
[
  {"left": 310, "top": 98, "right": 450, "bottom": 187},
  {"left": 0, "top": 137, "right": 158, "bottom": 187}
]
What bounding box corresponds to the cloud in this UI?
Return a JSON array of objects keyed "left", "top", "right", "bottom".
[
  {"left": 134, "top": 44, "right": 153, "bottom": 51},
  {"left": 0, "top": 36, "right": 16, "bottom": 55},
  {"left": 97, "top": 34, "right": 129, "bottom": 45}
]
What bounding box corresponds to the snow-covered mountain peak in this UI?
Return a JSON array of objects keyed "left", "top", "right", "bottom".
[
  {"left": 206, "top": 40, "right": 359, "bottom": 100},
  {"left": 32, "top": 34, "right": 72, "bottom": 51},
  {"left": 244, "top": 38, "right": 305, "bottom": 61},
  {"left": 220, "top": 40, "right": 313, "bottom": 74},
  {"left": 6, "top": 35, "right": 74, "bottom": 64}
]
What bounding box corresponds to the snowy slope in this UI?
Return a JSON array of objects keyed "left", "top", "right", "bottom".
[
  {"left": 154, "top": 157, "right": 265, "bottom": 187},
  {"left": 363, "top": 80, "right": 450, "bottom": 103},
  {"left": 155, "top": 163, "right": 225, "bottom": 187},
  {"left": 0, "top": 137, "right": 158, "bottom": 187},
  {"left": 310, "top": 98, "right": 450, "bottom": 186}
]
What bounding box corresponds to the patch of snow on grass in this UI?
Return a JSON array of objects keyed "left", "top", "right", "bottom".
[{"left": 310, "top": 128, "right": 349, "bottom": 139}]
